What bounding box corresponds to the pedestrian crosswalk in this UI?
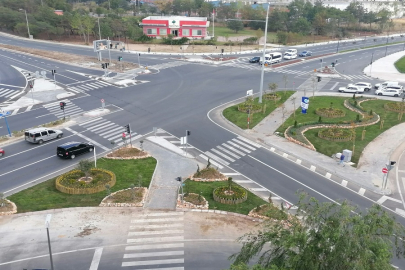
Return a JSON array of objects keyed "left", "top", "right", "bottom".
[
  {"left": 66, "top": 80, "right": 113, "bottom": 93},
  {"left": 43, "top": 99, "right": 83, "bottom": 118},
  {"left": 0, "top": 87, "right": 22, "bottom": 99},
  {"left": 148, "top": 61, "right": 189, "bottom": 70},
  {"left": 79, "top": 118, "right": 142, "bottom": 145},
  {"left": 342, "top": 74, "right": 372, "bottom": 80},
  {"left": 122, "top": 211, "right": 184, "bottom": 269}
]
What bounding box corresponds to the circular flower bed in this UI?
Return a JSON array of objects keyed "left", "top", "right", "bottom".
[
  {"left": 318, "top": 127, "right": 353, "bottom": 142},
  {"left": 177, "top": 193, "right": 209, "bottom": 209},
  {"left": 213, "top": 186, "right": 247, "bottom": 205},
  {"left": 315, "top": 107, "right": 346, "bottom": 118},
  {"left": 384, "top": 102, "right": 405, "bottom": 113},
  {"left": 237, "top": 103, "right": 262, "bottom": 113},
  {"left": 192, "top": 167, "right": 227, "bottom": 181},
  {"left": 263, "top": 93, "right": 281, "bottom": 101},
  {"left": 56, "top": 168, "right": 116, "bottom": 194}
]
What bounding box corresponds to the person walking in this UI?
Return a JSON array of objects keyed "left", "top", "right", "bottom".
[{"left": 339, "top": 153, "right": 345, "bottom": 167}]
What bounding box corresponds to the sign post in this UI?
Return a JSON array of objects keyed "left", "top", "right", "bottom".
[
  {"left": 301, "top": 97, "right": 309, "bottom": 114},
  {"left": 0, "top": 109, "right": 12, "bottom": 137},
  {"left": 101, "top": 99, "right": 105, "bottom": 109}
]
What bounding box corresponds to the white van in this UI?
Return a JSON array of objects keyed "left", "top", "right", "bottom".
[
  {"left": 375, "top": 81, "right": 399, "bottom": 90},
  {"left": 284, "top": 49, "right": 297, "bottom": 55},
  {"left": 269, "top": 52, "right": 283, "bottom": 63},
  {"left": 259, "top": 54, "right": 271, "bottom": 64},
  {"left": 24, "top": 128, "right": 63, "bottom": 144}
]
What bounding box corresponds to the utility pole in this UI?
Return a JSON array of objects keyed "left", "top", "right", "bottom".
[
  {"left": 97, "top": 17, "right": 101, "bottom": 40},
  {"left": 259, "top": 3, "right": 270, "bottom": 104},
  {"left": 45, "top": 214, "right": 55, "bottom": 270}
]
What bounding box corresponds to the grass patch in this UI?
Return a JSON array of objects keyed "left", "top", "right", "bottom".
[
  {"left": 276, "top": 96, "right": 405, "bottom": 165},
  {"left": 104, "top": 188, "right": 144, "bottom": 203},
  {"left": 8, "top": 158, "right": 156, "bottom": 213},
  {"left": 183, "top": 179, "right": 266, "bottom": 215},
  {"left": 395, "top": 56, "right": 405, "bottom": 73},
  {"left": 223, "top": 91, "right": 295, "bottom": 130}
]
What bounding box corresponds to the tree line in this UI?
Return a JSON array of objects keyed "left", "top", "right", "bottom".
[{"left": 0, "top": 0, "right": 395, "bottom": 44}]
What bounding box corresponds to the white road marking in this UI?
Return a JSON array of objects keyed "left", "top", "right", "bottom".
[
  {"left": 358, "top": 188, "right": 366, "bottom": 196},
  {"left": 89, "top": 248, "right": 103, "bottom": 270},
  {"left": 341, "top": 180, "right": 348, "bottom": 187},
  {"left": 65, "top": 127, "right": 109, "bottom": 151},
  {"left": 330, "top": 82, "right": 339, "bottom": 91}
]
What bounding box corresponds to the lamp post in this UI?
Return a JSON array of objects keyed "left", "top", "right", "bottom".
[
  {"left": 225, "top": 2, "right": 269, "bottom": 103},
  {"left": 19, "top": 9, "right": 31, "bottom": 38},
  {"left": 45, "top": 214, "right": 55, "bottom": 270},
  {"left": 97, "top": 17, "right": 101, "bottom": 40}
]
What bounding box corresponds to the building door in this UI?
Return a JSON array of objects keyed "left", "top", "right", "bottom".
[{"left": 171, "top": 30, "right": 178, "bottom": 37}]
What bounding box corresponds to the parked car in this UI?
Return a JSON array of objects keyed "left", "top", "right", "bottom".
[
  {"left": 0, "top": 148, "right": 4, "bottom": 157},
  {"left": 374, "top": 81, "right": 399, "bottom": 89},
  {"left": 57, "top": 142, "right": 94, "bottom": 159},
  {"left": 25, "top": 128, "right": 63, "bottom": 144},
  {"left": 375, "top": 87, "right": 402, "bottom": 97},
  {"left": 338, "top": 84, "right": 362, "bottom": 93},
  {"left": 299, "top": 51, "right": 312, "bottom": 57},
  {"left": 283, "top": 52, "right": 297, "bottom": 60},
  {"left": 249, "top": 56, "right": 260, "bottom": 63},
  {"left": 354, "top": 82, "right": 372, "bottom": 92}
]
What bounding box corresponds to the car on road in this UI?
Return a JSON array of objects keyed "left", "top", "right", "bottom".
[
  {"left": 284, "top": 49, "right": 298, "bottom": 55},
  {"left": 375, "top": 87, "right": 402, "bottom": 97},
  {"left": 57, "top": 141, "right": 94, "bottom": 159},
  {"left": 299, "top": 51, "right": 312, "bottom": 57},
  {"left": 283, "top": 52, "right": 297, "bottom": 60},
  {"left": 338, "top": 84, "right": 362, "bottom": 93},
  {"left": 0, "top": 148, "right": 4, "bottom": 157},
  {"left": 249, "top": 56, "right": 260, "bottom": 63},
  {"left": 354, "top": 82, "right": 372, "bottom": 92},
  {"left": 25, "top": 128, "right": 63, "bottom": 144},
  {"left": 374, "top": 81, "right": 399, "bottom": 89}
]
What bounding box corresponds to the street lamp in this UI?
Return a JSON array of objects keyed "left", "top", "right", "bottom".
[
  {"left": 19, "top": 9, "right": 31, "bottom": 38},
  {"left": 97, "top": 17, "right": 101, "bottom": 40},
  {"left": 45, "top": 214, "right": 55, "bottom": 270},
  {"left": 226, "top": 3, "right": 270, "bottom": 103}
]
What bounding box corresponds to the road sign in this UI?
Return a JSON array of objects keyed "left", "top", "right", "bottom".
[
  {"left": 101, "top": 99, "right": 104, "bottom": 103},
  {"left": 0, "top": 111, "right": 11, "bottom": 117},
  {"left": 382, "top": 168, "right": 388, "bottom": 174},
  {"left": 246, "top": 89, "right": 253, "bottom": 96},
  {"left": 41, "top": 70, "right": 47, "bottom": 77}
]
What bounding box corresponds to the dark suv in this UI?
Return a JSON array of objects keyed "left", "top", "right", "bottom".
[{"left": 57, "top": 142, "right": 94, "bottom": 159}]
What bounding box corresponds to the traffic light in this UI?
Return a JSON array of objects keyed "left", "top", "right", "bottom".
[
  {"left": 60, "top": 102, "right": 66, "bottom": 110},
  {"left": 124, "top": 124, "right": 131, "bottom": 134},
  {"left": 51, "top": 69, "right": 56, "bottom": 76},
  {"left": 221, "top": 48, "right": 224, "bottom": 53},
  {"left": 187, "top": 130, "right": 190, "bottom": 136},
  {"left": 118, "top": 56, "right": 123, "bottom": 61},
  {"left": 101, "top": 63, "right": 105, "bottom": 69},
  {"left": 176, "top": 177, "right": 182, "bottom": 182},
  {"left": 317, "top": 76, "right": 321, "bottom": 82}
]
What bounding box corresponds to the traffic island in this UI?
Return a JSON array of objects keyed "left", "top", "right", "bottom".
[{"left": 99, "top": 187, "right": 147, "bottom": 207}]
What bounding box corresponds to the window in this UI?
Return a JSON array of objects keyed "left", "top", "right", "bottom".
[
  {"left": 192, "top": 29, "right": 202, "bottom": 36},
  {"left": 147, "top": 28, "right": 157, "bottom": 35},
  {"left": 41, "top": 131, "right": 48, "bottom": 136},
  {"left": 34, "top": 133, "right": 40, "bottom": 137},
  {"left": 182, "top": 29, "right": 190, "bottom": 36},
  {"left": 160, "top": 28, "right": 167, "bottom": 35},
  {"left": 48, "top": 130, "right": 55, "bottom": 134}
]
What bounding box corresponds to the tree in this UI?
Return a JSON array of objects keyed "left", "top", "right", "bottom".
[
  {"left": 154, "top": 0, "right": 173, "bottom": 14},
  {"left": 230, "top": 192, "right": 405, "bottom": 270},
  {"left": 227, "top": 20, "right": 244, "bottom": 33},
  {"left": 77, "top": 159, "right": 94, "bottom": 181}
]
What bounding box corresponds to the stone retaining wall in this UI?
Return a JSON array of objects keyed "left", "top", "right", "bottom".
[{"left": 176, "top": 193, "right": 209, "bottom": 209}]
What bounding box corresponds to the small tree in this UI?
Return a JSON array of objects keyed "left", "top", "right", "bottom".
[
  {"left": 77, "top": 159, "right": 94, "bottom": 181},
  {"left": 268, "top": 83, "right": 278, "bottom": 96},
  {"left": 282, "top": 74, "right": 288, "bottom": 94},
  {"left": 230, "top": 192, "right": 405, "bottom": 269},
  {"left": 206, "top": 158, "right": 211, "bottom": 168},
  {"left": 137, "top": 174, "right": 142, "bottom": 187},
  {"left": 227, "top": 20, "right": 244, "bottom": 33},
  {"left": 227, "top": 177, "right": 233, "bottom": 192}
]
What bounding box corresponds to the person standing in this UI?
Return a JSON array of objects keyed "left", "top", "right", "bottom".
[{"left": 339, "top": 153, "right": 345, "bottom": 167}]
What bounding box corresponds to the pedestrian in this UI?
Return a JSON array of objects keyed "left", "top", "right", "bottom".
[{"left": 339, "top": 154, "right": 345, "bottom": 167}]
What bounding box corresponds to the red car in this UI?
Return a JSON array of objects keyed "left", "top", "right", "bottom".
[{"left": 0, "top": 148, "right": 4, "bottom": 157}]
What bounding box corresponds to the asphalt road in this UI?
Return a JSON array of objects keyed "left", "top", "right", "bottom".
[{"left": 2, "top": 33, "right": 405, "bottom": 269}]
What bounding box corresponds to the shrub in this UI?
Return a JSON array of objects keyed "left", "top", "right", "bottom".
[{"left": 137, "top": 34, "right": 153, "bottom": 43}]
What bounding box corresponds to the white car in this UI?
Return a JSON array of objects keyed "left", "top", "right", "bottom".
[
  {"left": 283, "top": 53, "right": 297, "bottom": 60},
  {"left": 375, "top": 87, "right": 402, "bottom": 97},
  {"left": 354, "top": 82, "right": 372, "bottom": 92},
  {"left": 338, "top": 84, "right": 362, "bottom": 93}
]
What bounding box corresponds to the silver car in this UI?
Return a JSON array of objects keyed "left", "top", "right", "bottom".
[
  {"left": 24, "top": 128, "right": 63, "bottom": 144},
  {"left": 354, "top": 82, "right": 372, "bottom": 92}
]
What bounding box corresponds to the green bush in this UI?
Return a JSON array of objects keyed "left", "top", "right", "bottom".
[
  {"left": 137, "top": 34, "right": 153, "bottom": 43},
  {"left": 162, "top": 36, "right": 188, "bottom": 45}
]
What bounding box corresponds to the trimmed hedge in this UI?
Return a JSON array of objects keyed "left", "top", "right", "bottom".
[
  {"left": 56, "top": 168, "right": 116, "bottom": 195},
  {"left": 213, "top": 186, "right": 247, "bottom": 205}
]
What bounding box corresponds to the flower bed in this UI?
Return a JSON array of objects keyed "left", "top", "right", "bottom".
[
  {"left": 237, "top": 103, "right": 262, "bottom": 113},
  {"left": 56, "top": 168, "right": 116, "bottom": 195},
  {"left": 263, "top": 93, "right": 281, "bottom": 101},
  {"left": 191, "top": 167, "right": 227, "bottom": 181},
  {"left": 384, "top": 102, "right": 405, "bottom": 113},
  {"left": 0, "top": 199, "right": 17, "bottom": 215},
  {"left": 177, "top": 193, "right": 209, "bottom": 209},
  {"left": 315, "top": 107, "right": 345, "bottom": 118},
  {"left": 105, "top": 145, "right": 150, "bottom": 160},
  {"left": 99, "top": 187, "right": 147, "bottom": 207},
  {"left": 213, "top": 186, "right": 247, "bottom": 205},
  {"left": 248, "top": 204, "right": 288, "bottom": 220},
  {"left": 318, "top": 127, "right": 353, "bottom": 142}
]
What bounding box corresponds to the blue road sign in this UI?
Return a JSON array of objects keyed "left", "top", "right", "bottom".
[{"left": 0, "top": 111, "right": 11, "bottom": 117}]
